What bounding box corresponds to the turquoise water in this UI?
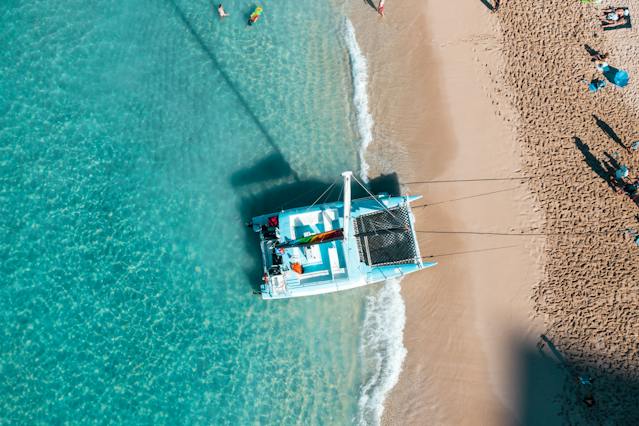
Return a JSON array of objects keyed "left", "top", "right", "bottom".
[{"left": 0, "top": 1, "right": 392, "bottom": 423}]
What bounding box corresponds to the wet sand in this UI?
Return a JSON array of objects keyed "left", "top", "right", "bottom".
[{"left": 351, "top": 0, "right": 639, "bottom": 424}]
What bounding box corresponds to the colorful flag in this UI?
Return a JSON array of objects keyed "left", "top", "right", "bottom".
[{"left": 276, "top": 229, "right": 344, "bottom": 248}]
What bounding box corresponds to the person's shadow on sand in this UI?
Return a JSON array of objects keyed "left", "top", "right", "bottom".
[
  {"left": 574, "top": 137, "right": 618, "bottom": 192},
  {"left": 363, "top": 0, "right": 376, "bottom": 12},
  {"left": 593, "top": 114, "right": 627, "bottom": 151}
]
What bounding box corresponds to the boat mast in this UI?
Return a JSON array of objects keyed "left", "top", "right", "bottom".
[{"left": 342, "top": 171, "right": 352, "bottom": 246}]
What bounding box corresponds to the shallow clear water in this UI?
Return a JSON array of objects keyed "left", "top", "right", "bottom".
[{"left": 0, "top": 0, "right": 397, "bottom": 424}]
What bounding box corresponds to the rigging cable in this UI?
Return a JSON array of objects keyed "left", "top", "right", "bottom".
[
  {"left": 351, "top": 174, "right": 402, "bottom": 224},
  {"left": 302, "top": 179, "right": 338, "bottom": 214}
]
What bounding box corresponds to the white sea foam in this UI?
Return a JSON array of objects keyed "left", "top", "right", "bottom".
[
  {"left": 343, "top": 18, "right": 373, "bottom": 183},
  {"left": 343, "top": 20, "right": 407, "bottom": 425},
  {"left": 356, "top": 279, "right": 408, "bottom": 426}
]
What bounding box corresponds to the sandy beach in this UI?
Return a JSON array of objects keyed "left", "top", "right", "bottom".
[{"left": 351, "top": 0, "right": 639, "bottom": 424}]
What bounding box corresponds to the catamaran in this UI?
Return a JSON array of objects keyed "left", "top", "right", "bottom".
[{"left": 250, "top": 172, "right": 435, "bottom": 299}]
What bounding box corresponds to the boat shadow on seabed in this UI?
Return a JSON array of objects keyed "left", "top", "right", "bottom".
[{"left": 230, "top": 153, "right": 401, "bottom": 292}]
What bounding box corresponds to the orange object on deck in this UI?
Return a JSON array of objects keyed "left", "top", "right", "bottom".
[{"left": 291, "top": 262, "right": 304, "bottom": 274}]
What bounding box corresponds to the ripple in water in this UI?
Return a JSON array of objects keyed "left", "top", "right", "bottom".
[{"left": 0, "top": 0, "right": 370, "bottom": 424}]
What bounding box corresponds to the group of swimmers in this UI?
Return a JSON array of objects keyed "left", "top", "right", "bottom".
[
  {"left": 216, "top": 4, "right": 263, "bottom": 25},
  {"left": 217, "top": 2, "right": 387, "bottom": 20}
]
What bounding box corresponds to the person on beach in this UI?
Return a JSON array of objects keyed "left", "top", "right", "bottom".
[
  {"left": 595, "top": 59, "right": 610, "bottom": 74},
  {"left": 578, "top": 374, "right": 593, "bottom": 386},
  {"left": 590, "top": 51, "right": 608, "bottom": 62},
  {"left": 217, "top": 4, "right": 229, "bottom": 18},
  {"left": 601, "top": 7, "right": 629, "bottom": 26},
  {"left": 615, "top": 165, "right": 629, "bottom": 181},
  {"left": 609, "top": 165, "right": 637, "bottom": 197},
  {"left": 583, "top": 394, "right": 596, "bottom": 407},
  {"left": 378, "top": 0, "right": 385, "bottom": 16},
  {"left": 583, "top": 51, "right": 607, "bottom": 91},
  {"left": 602, "top": 16, "right": 630, "bottom": 29},
  {"left": 624, "top": 180, "right": 639, "bottom": 199},
  {"left": 585, "top": 78, "right": 606, "bottom": 92}
]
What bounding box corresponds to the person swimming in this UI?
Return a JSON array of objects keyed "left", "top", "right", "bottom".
[
  {"left": 217, "top": 4, "right": 229, "bottom": 18},
  {"left": 248, "top": 6, "right": 263, "bottom": 25}
]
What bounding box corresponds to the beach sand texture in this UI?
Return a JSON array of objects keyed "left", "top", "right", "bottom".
[
  {"left": 350, "top": 0, "right": 544, "bottom": 424},
  {"left": 497, "top": 0, "right": 639, "bottom": 423},
  {"left": 351, "top": 0, "right": 639, "bottom": 424}
]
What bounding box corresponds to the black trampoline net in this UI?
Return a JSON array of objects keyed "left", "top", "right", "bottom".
[{"left": 353, "top": 205, "right": 419, "bottom": 266}]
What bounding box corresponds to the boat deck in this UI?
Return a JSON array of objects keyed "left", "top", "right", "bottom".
[
  {"left": 251, "top": 194, "right": 435, "bottom": 299},
  {"left": 354, "top": 205, "right": 419, "bottom": 266},
  {"left": 278, "top": 208, "right": 347, "bottom": 283}
]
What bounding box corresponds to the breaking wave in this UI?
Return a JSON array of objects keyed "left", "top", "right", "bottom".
[
  {"left": 343, "top": 18, "right": 373, "bottom": 183},
  {"left": 356, "top": 279, "right": 408, "bottom": 426},
  {"left": 343, "top": 18, "right": 406, "bottom": 425}
]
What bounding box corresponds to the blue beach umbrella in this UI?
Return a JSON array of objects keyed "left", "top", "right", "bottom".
[
  {"left": 614, "top": 70, "right": 629, "bottom": 87},
  {"left": 603, "top": 66, "right": 630, "bottom": 87}
]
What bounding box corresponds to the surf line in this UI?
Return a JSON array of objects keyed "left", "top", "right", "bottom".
[
  {"left": 343, "top": 19, "right": 405, "bottom": 426},
  {"left": 343, "top": 18, "right": 373, "bottom": 183},
  {"left": 356, "top": 279, "right": 407, "bottom": 426}
]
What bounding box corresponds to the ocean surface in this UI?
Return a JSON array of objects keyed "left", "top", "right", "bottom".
[{"left": 0, "top": 1, "right": 405, "bottom": 424}]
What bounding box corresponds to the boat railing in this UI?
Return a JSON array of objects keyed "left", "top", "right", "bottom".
[{"left": 377, "top": 267, "right": 388, "bottom": 281}]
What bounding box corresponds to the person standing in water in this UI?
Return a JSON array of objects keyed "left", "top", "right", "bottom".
[
  {"left": 217, "top": 4, "right": 229, "bottom": 18},
  {"left": 378, "top": 0, "right": 385, "bottom": 16}
]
